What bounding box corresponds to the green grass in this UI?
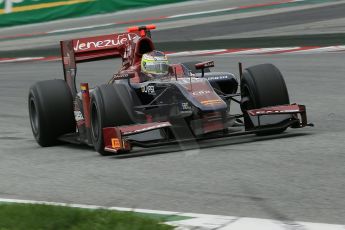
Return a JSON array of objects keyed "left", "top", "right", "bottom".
[{"left": 0, "top": 203, "right": 174, "bottom": 230}]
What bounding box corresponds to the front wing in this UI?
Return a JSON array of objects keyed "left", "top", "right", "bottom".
[{"left": 102, "top": 104, "right": 311, "bottom": 153}]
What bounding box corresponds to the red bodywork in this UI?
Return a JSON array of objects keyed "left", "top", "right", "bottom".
[
  {"left": 103, "top": 122, "right": 171, "bottom": 152},
  {"left": 60, "top": 25, "right": 179, "bottom": 153},
  {"left": 247, "top": 104, "right": 307, "bottom": 127}
]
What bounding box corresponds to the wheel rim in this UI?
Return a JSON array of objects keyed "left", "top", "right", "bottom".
[
  {"left": 91, "top": 103, "right": 100, "bottom": 140},
  {"left": 29, "top": 98, "right": 39, "bottom": 135}
]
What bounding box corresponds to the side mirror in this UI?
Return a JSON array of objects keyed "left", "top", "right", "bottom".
[
  {"left": 195, "top": 61, "right": 215, "bottom": 70},
  {"left": 195, "top": 61, "right": 214, "bottom": 77}
]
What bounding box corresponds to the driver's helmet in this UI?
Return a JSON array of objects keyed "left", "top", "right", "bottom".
[{"left": 141, "top": 50, "right": 169, "bottom": 77}]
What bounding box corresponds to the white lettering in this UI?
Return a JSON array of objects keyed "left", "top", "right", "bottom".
[
  {"left": 181, "top": 102, "right": 191, "bottom": 110},
  {"left": 104, "top": 40, "right": 112, "bottom": 47},
  {"left": 95, "top": 41, "right": 104, "bottom": 47},
  {"left": 73, "top": 33, "right": 140, "bottom": 52},
  {"left": 142, "top": 85, "right": 155, "bottom": 95},
  {"left": 125, "top": 123, "right": 169, "bottom": 135},
  {"left": 192, "top": 90, "right": 211, "bottom": 96},
  {"left": 208, "top": 76, "right": 229, "bottom": 80},
  {"left": 78, "top": 43, "right": 86, "bottom": 50},
  {"left": 74, "top": 111, "right": 84, "bottom": 122}
]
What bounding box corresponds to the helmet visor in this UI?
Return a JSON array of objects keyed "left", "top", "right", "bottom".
[{"left": 144, "top": 60, "right": 169, "bottom": 75}]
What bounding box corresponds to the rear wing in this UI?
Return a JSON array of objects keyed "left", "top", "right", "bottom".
[
  {"left": 60, "top": 32, "right": 140, "bottom": 96},
  {"left": 60, "top": 25, "right": 156, "bottom": 96}
]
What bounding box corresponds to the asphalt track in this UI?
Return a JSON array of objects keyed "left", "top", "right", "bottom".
[
  {"left": 1, "top": 0, "right": 345, "bottom": 227},
  {"left": 154, "top": 2, "right": 345, "bottom": 41},
  {"left": 0, "top": 53, "right": 345, "bottom": 225},
  {"left": 2, "top": 0, "right": 345, "bottom": 53}
]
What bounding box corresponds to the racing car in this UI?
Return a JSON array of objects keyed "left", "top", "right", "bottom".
[{"left": 28, "top": 25, "right": 312, "bottom": 155}]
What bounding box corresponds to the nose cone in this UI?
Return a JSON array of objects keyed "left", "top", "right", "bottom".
[{"left": 179, "top": 78, "right": 228, "bottom": 112}]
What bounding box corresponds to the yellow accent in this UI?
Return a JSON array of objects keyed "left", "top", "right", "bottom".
[
  {"left": 80, "top": 85, "right": 87, "bottom": 91},
  {"left": 0, "top": 0, "right": 93, "bottom": 14},
  {"left": 111, "top": 138, "right": 121, "bottom": 149}
]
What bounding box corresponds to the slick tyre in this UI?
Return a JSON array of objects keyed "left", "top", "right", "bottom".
[
  {"left": 240, "top": 64, "right": 290, "bottom": 135},
  {"left": 90, "top": 84, "right": 136, "bottom": 156},
  {"left": 28, "top": 79, "right": 75, "bottom": 147}
]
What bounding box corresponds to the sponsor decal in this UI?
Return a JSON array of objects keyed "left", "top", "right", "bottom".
[
  {"left": 207, "top": 75, "right": 229, "bottom": 80},
  {"left": 113, "top": 72, "right": 135, "bottom": 80},
  {"left": 124, "top": 123, "right": 169, "bottom": 135},
  {"left": 179, "top": 102, "right": 192, "bottom": 114},
  {"left": 178, "top": 78, "right": 204, "bottom": 84},
  {"left": 73, "top": 100, "right": 85, "bottom": 126},
  {"left": 73, "top": 33, "right": 139, "bottom": 52},
  {"left": 180, "top": 102, "right": 191, "bottom": 111},
  {"left": 141, "top": 85, "right": 155, "bottom": 95},
  {"left": 253, "top": 109, "right": 299, "bottom": 115},
  {"left": 192, "top": 90, "right": 211, "bottom": 96},
  {"left": 80, "top": 85, "right": 87, "bottom": 91},
  {"left": 204, "top": 61, "right": 214, "bottom": 67},
  {"left": 74, "top": 111, "right": 84, "bottom": 122},
  {"left": 201, "top": 99, "right": 223, "bottom": 105},
  {"left": 111, "top": 138, "right": 121, "bottom": 149},
  {"left": 196, "top": 61, "right": 214, "bottom": 69}
]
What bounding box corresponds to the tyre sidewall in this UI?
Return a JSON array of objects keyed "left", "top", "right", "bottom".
[
  {"left": 28, "top": 79, "right": 75, "bottom": 146},
  {"left": 240, "top": 64, "right": 290, "bottom": 134},
  {"left": 90, "top": 84, "right": 136, "bottom": 155}
]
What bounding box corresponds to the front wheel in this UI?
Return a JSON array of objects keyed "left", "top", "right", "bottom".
[
  {"left": 240, "top": 64, "right": 290, "bottom": 135},
  {"left": 90, "top": 84, "right": 136, "bottom": 155}
]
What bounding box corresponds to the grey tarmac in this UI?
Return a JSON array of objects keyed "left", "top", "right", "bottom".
[
  {"left": 1, "top": 0, "right": 345, "bottom": 226},
  {"left": 0, "top": 53, "right": 344, "bottom": 225},
  {"left": 2, "top": 0, "right": 345, "bottom": 52}
]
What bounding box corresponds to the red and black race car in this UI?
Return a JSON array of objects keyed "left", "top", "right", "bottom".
[{"left": 28, "top": 25, "right": 312, "bottom": 155}]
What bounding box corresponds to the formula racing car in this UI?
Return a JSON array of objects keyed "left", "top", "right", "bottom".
[{"left": 28, "top": 25, "right": 312, "bottom": 155}]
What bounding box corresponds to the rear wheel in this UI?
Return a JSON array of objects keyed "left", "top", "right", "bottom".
[
  {"left": 28, "top": 79, "right": 75, "bottom": 146},
  {"left": 90, "top": 84, "right": 136, "bottom": 155},
  {"left": 240, "top": 64, "right": 290, "bottom": 135}
]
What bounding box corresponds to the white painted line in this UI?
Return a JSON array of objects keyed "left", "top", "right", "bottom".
[
  {"left": 219, "top": 48, "right": 265, "bottom": 55},
  {"left": 167, "top": 0, "right": 303, "bottom": 19},
  {"left": 0, "top": 197, "right": 182, "bottom": 215},
  {"left": 228, "top": 47, "right": 302, "bottom": 55},
  {"left": 167, "top": 49, "right": 227, "bottom": 57},
  {"left": 0, "top": 57, "right": 44, "bottom": 63},
  {"left": 253, "top": 47, "right": 301, "bottom": 53},
  {"left": 0, "top": 0, "right": 309, "bottom": 39},
  {"left": 0, "top": 197, "right": 344, "bottom": 230},
  {"left": 167, "top": 7, "right": 237, "bottom": 18},
  {"left": 291, "top": 45, "right": 345, "bottom": 53},
  {"left": 2, "top": 46, "right": 345, "bottom": 64},
  {"left": 166, "top": 216, "right": 238, "bottom": 229},
  {"left": 47, "top": 23, "right": 114, "bottom": 34}
]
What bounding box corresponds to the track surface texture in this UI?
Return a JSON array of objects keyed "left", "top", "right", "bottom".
[
  {"left": 154, "top": 1, "right": 345, "bottom": 41},
  {"left": 1, "top": 0, "right": 345, "bottom": 227},
  {"left": 2, "top": 0, "right": 345, "bottom": 52},
  {"left": 0, "top": 53, "right": 344, "bottom": 225}
]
